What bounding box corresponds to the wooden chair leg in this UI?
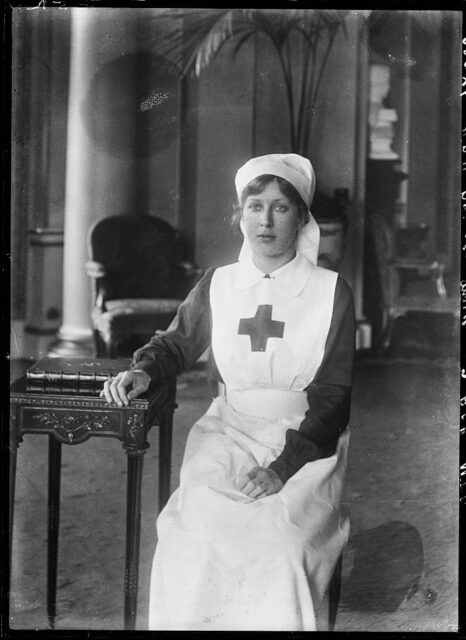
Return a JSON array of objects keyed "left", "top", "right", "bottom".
[
  {"left": 328, "top": 555, "right": 342, "bottom": 632},
  {"left": 383, "top": 312, "right": 396, "bottom": 352},
  {"left": 102, "top": 335, "right": 116, "bottom": 359},
  {"left": 93, "top": 330, "right": 106, "bottom": 358},
  {"left": 376, "top": 308, "right": 396, "bottom": 354},
  {"left": 158, "top": 412, "right": 173, "bottom": 512}
]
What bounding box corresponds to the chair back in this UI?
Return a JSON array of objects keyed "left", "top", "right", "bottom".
[{"left": 88, "top": 215, "right": 182, "bottom": 301}]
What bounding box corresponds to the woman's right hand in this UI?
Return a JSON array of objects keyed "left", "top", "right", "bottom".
[{"left": 100, "top": 369, "right": 151, "bottom": 407}]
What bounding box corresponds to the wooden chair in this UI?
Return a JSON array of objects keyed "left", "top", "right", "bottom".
[
  {"left": 328, "top": 555, "right": 343, "bottom": 631},
  {"left": 86, "top": 215, "right": 201, "bottom": 358},
  {"left": 365, "top": 214, "right": 459, "bottom": 352}
]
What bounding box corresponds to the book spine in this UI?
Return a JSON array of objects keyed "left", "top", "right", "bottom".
[
  {"left": 44, "top": 372, "right": 63, "bottom": 394},
  {"left": 61, "top": 372, "right": 77, "bottom": 393},
  {"left": 26, "top": 371, "right": 110, "bottom": 395},
  {"left": 26, "top": 372, "right": 46, "bottom": 392}
]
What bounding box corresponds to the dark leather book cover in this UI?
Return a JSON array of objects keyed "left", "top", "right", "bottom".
[{"left": 26, "top": 357, "right": 131, "bottom": 395}]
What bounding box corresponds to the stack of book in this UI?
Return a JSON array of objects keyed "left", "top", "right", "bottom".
[{"left": 26, "top": 357, "right": 132, "bottom": 396}]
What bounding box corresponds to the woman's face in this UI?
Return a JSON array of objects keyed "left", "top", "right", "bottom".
[{"left": 241, "top": 179, "right": 303, "bottom": 264}]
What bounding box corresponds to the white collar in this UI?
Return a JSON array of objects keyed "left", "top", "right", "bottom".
[{"left": 233, "top": 251, "right": 313, "bottom": 297}]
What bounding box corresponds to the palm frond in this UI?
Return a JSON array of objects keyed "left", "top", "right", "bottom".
[
  {"left": 148, "top": 8, "right": 350, "bottom": 152},
  {"left": 337, "top": 10, "right": 350, "bottom": 38},
  {"left": 229, "top": 29, "right": 256, "bottom": 61},
  {"left": 151, "top": 9, "right": 233, "bottom": 74},
  {"left": 190, "top": 11, "right": 236, "bottom": 75},
  {"left": 235, "top": 9, "right": 293, "bottom": 50}
]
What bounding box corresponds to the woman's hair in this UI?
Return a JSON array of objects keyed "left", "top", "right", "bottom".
[{"left": 231, "top": 174, "right": 310, "bottom": 230}]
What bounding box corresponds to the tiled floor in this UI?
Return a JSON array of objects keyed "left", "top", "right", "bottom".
[{"left": 9, "top": 314, "right": 459, "bottom": 632}]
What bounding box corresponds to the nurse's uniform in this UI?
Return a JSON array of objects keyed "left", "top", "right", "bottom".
[{"left": 144, "top": 252, "right": 352, "bottom": 631}]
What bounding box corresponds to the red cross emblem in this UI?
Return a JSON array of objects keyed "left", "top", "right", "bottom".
[{"left": 238, "top": 304, "right": 285, "bottom": 352}]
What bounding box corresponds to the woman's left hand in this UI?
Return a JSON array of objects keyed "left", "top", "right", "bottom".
[{"left": 239, "top": 466, "right": 283, "bottom": 499}]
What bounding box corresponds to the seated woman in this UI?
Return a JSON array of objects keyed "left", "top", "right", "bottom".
[{"left": 102, "top": 153, "right": 355, "bottom": 631}]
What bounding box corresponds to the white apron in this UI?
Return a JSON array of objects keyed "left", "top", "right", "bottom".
[{"left": 148, "top": 254, "right": 350, "bottom": 631}]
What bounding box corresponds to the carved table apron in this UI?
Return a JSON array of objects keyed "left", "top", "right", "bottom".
[{"left": 9, "top": 376, "right": 176, "bottom": 630}]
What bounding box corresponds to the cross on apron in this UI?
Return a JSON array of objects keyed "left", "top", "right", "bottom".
[{"left": 237, "top": 304, "right": 285, "bottom": 352}]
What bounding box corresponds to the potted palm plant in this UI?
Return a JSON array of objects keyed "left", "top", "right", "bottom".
[
  {"left": 156, "top": 8, "right": 349, "bottom": 155},
  {"left": 155, "top": 8, "right": 350, "bottom": 270}
]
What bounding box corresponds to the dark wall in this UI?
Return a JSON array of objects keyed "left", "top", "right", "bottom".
[{"left": 11, "top": 8, "right": 70, "bottom": 319}]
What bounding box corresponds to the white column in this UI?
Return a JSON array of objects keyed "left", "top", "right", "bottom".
[
  {"left": 50, "top": 9, "right": 100, "bottom": 356},
  {"left": 50, "top": 8, "right": 143, "bottom": 357}
]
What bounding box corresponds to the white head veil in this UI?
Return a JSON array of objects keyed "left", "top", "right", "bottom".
[{"left": 234, "top": 153, "right": 320, "bottom": 264}]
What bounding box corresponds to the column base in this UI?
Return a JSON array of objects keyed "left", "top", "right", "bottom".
[
  {"left": 13, "top": 323, "right": 62, "bottom": 360},
  {"left": 356, "top": 319, "right": 372, "bottom": 350},
  {"left": 48, "top": 333, "right": 95, "bottom": 358}
]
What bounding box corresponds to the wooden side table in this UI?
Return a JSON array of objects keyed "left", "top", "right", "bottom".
[{"left": 9, "top": 375, "right": 176, "bottom": 630}]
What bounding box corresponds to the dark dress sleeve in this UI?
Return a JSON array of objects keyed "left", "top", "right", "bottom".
[
  {"left": 130, "top": 268, "right": 215, "bottom": 381},
  {"left": 268, "top": 275, "right": 356, "bottom": 484}
]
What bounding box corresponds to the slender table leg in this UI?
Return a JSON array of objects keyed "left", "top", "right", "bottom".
[
  {"left": 9, "top": 406, "right": 18, "bottom": 575},
  {"left": 47, "top": 436, "right": 62, "bottom": 629},
  {"left": 124, "top": 452, "right": 144, "bottom": 630},
  {"left": 158, "top": 412, "right": 173, "bottom": 512}
]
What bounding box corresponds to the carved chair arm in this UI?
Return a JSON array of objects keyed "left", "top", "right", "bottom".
[
  {"left": 388, "top": 259, "right": 447, "bottom": 298},
  {"left": 175, "top": 262, "right": 204, "bottom": 295},
  {"left": 85, "top": 260, "right": 107, "bottom": 279},
  {"left": 85, "top": 261, "right": 108, "bottom": 311},
  {"left": 391, "top": 259, "right": 443, "bottom": 273},
  {"left": 177, "top": 262, "right": 203, "bottom": 278}
]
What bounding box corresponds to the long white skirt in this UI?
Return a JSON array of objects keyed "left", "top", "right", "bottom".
[{"left": 148, "top": 396, "right": 350, "bottom": 631}]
